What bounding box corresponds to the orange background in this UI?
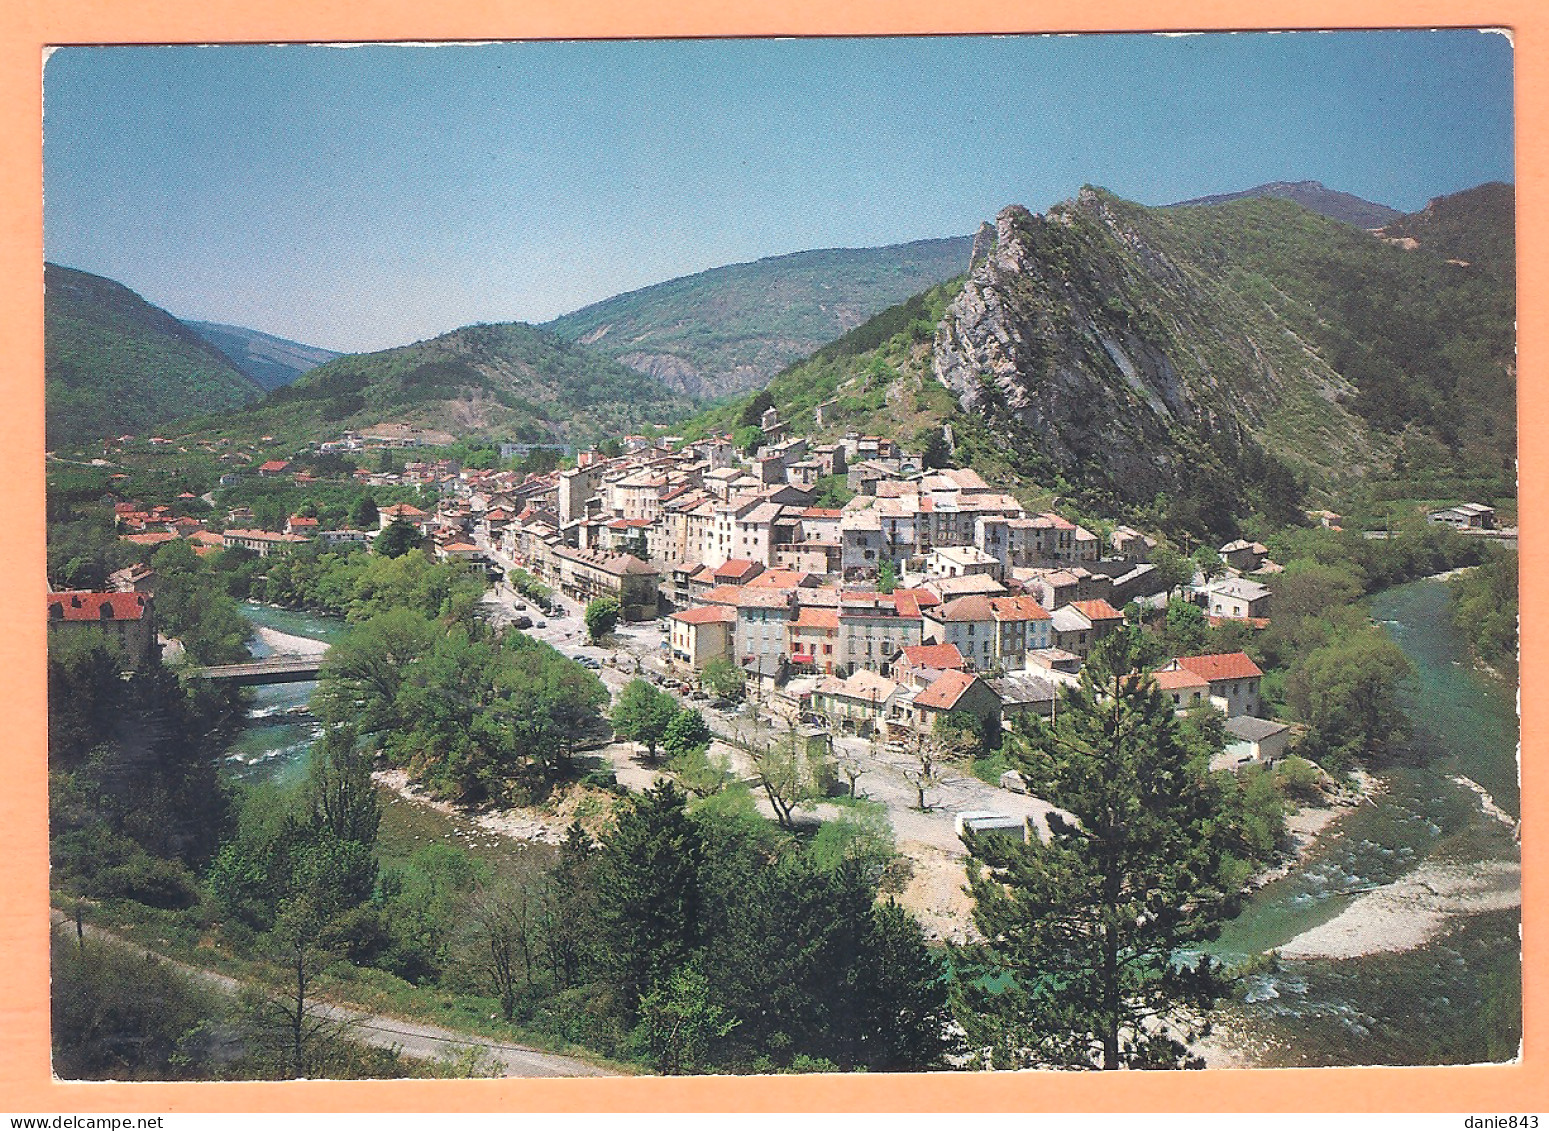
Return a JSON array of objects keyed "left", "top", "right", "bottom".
[{"left": 1, "top": 0, "right": 1541, "bottom": 1113}]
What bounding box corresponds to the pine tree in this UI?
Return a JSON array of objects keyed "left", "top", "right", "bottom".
[
  {"left": 596, "top": 782, "right": 704, "bottom": 1006},
  {"left": 958, "top": 632, "right": 1234, "bottom": 1070}
]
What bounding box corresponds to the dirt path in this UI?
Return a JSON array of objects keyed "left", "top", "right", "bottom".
[{"left": 49, "top": 911, "right": 615, "bottom": 1078}]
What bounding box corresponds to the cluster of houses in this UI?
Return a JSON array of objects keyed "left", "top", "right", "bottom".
[{"left": 395, "top": 417, "right": 1287, "bottom": 765}]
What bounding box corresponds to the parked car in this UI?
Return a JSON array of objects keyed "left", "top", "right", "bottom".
[
  {"left": 534, "top": 619, "right": 547, "bottom": 628},
  {"left": 513, "top": 615, "right": 533, "bottom": 629}
]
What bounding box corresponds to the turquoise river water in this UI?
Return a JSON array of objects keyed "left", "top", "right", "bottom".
[{"left": 228, "top": 578, "right": 1521, "bottom": 1067}]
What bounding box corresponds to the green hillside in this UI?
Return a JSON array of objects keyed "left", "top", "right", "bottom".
[
  {"left": 45, "top": 264, "right": 264, "bottom": 449},
  {"left": 1166, "top": 179, "right": 1403, "bottom": 228},
  {"left": 184, "top": 320, "right": 692, "bottom": 448},
  {"left": 1374, "top": 181, "right": 1516, "bottom": 284},
  {"left": 544, "top": 236, "right": 973, "bottom": 399},
  {"left": 186, "top": 321, "right": 341, "bottom": 391},
  {"left": 690, "top": 184, "right": 1514, "bottom": 540}
]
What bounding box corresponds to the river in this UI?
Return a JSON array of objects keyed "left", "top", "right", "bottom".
[
  {"left": 224, "top": 603, "right": 550, "bottom": 877},
  {"left": 227, "top": 582, "right": 1522, "bottom": 1067},
  {"left": 1207, "top": 576, "right": 1522, "bottom": 1066}
]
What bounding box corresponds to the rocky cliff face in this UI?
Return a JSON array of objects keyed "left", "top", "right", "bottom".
[{"left": 931, "top": 189, "right": 1380, "bottom": 511}]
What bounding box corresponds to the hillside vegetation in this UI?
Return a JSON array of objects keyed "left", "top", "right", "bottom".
[
  {"left": 195, "top": 321, "right": 692, "bottom": 448},
  {"left": 1375, "top": 181, "right": 1516, "bottom": 284},
  {"left": 45, "top": 264, "right": 263, "bottom": 448},
  {"left": 545, "top": 237, "right": 973, "bottom": 399},
  {"left": 692, "top": 184, "right": 1514, "bottom": 541},
  {"left": 1166, "top": 180, "right": 1402, "bottom": 228},
  {"left": 186, "top": 322, "right": 340, "bottom": 391}
]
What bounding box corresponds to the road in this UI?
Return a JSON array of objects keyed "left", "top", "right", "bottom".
[
  {"left": 50, "top": 911, "right": 616, "bottom": 1078},
  {"left": 473, "top": 535, "right": 1063, "bottom": 853}
]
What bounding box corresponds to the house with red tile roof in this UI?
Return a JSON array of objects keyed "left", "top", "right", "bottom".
[
  {"left": 811, "top": 669, "right": 901, "bottom": 736},
  {"left": 378, "top": 503, "right": 430, "bottom": 530},
  {"left": 285, "top": 515, "right": 320, "bottom": 537},
  {"left": 221, "top": 528, "right": 311, "bottom": 558},
  {"left": 257, "top": 459, "right": 290, "bottom": 477},
  {"left": 668, "top": 604, "right": 736, "bottom": 669},
  {"left": 787, "top": 605, "right": 841, "bottom": 674},
  {"left": 1161, "top": 652, "right": 1265, "bottom": 717},
  {"left": 47, "top": 591, "right": 157, "bottom": 668},
  {"left": 906, "top": 669, "right": 1003, "bottom": 737},
  {"left": 711, "top": 558, "right": 764, "bottom": 586},
  {"left": 120, "top": 531, "right": 179, "bottom": 547}
]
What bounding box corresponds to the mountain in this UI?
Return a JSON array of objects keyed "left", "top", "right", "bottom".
[
  {"left": 185, "top": 321, "right": 341, "bottom": 391},
  {"left": 45, "top": 263, "right": 264, "bottom": 450},
  {"left": 1166, "top": 180, "right": 1403, "bottom": 229},
  {"left": 1374, "top": 182, "right": 1516, "bottom": 284},
  {"left": 220, "top": 321, "right": 692, "bottom": 446},
  {"left": 544, "top": 236, "right": 975, "bottom": 400},
  {"left": 693, "top": 184, "right": 1514, "bottom": 539}
]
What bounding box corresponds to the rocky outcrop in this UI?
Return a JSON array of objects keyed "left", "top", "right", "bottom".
[
  {"left": 934, "top": 201, "right": 1218, "bottom": 502},
  {"left": 931, "top": 189, "right": 1382, "bottom": 508}
]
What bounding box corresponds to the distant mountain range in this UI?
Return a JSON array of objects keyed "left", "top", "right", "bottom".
[
  {"left": 185, "top": 322, "right": 340, "bottom": 391},
  {"left": 1165, "top": 180, "right": 1404, "bottom": 229},
  {"left": 46, "top": 177, "right": 1513, "bottom": 507},
  {"left": 544, "top": 236, "right": 975, "bottom": 399},
  {"left": 45, "top": 263, "right": 265, "bottom": 449}
]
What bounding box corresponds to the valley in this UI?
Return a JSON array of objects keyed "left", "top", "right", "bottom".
[{"left": 45, "top": 176, "right": 1520, "bottom": 1080}]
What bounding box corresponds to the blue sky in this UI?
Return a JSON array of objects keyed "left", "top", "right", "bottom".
[{"left": 43, "top": 31, "right": 1514, "bottom": 354}]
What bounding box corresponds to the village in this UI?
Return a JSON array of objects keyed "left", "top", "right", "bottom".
[{"left": 49, "top": 404, "right": 1517, "bottom": 944}]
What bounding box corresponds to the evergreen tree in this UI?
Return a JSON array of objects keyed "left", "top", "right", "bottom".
[
  {"left": 958, "top": 633, "right": 1234, "bottom": 1070},
  {"left": 851, "top": 900, "right": 955, "bottom": 1071},
  {"left": 374, "top": 519, "right": 421, "bottom": 559},
  {"left": 349, "top": 493, "right": 379, "bottom": 530},
  {"left": 596, "top": 782, "right": 704, "bottom": 1006}
]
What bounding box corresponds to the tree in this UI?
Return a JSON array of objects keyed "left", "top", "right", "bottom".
[
  {"left": 739, "top": 389, "right": 774, "bottom": 429},
  {"left": 902, "top": 740, "right": 941, "bottom": 811},
  {"left": 596, "top": 782, "right": 705, "bottom": 1005},
  {"left": 1161, "top": 599, "right": 1209, "bottom": 656},
  {"left": 958, "top": 633, "right": 1236, "bottom": 1070},
  {"left": 1191, "top": 545, "right": 1224, "bottom": 584},
  {"left": 661, "top": 709, "right": 712, "bottom": 763},
  {"left": 305, "top": 725, "right": 380, "bottom": 848},
  {"left": 349, "top": 493, "right": 379, "bottom": 530},
  {"left": 920, "top": 429, "right": 953, "bottom": 470},
  {"left": 584, "top": 596, "right": 621, "bottom": 643},
  {"left": 611, "top": 679, "right": 679, "bottom": 763},
  {"left": 241, "top": 902, "right": 356, "bottom": 1079},
  {"left": 634, "top": 961, "right": 738, "bottom": 1075},
  {"left": 51, "top": 933, "right": 223, "bottom": 1080},
  {"left": 314, "top": 607, "right": 440, "bottom": 737},
  {"left": 851, "top": 901, "right": 955, "bottom": 1071},
  {"left": 750, "top": 722, "right": 829, "bottom": 829},
  {"left": 461, "top": 868, "right": 544, "bottom": 1021},
  {"left": 374, "top": 519, "right": 421, "bottom": 559},
  {"left": 877, "top": 559, "right": 898, "bottom": 594},
  {"left": 732, "top": 425, "right": 764, "bottom": 455},
  {"left": 537, "top": 823, "right": 600, "bottom": 988},
  {"left": 701, "top": 657, "right": 746, "bottom": 702},
  {"left": 1284, "top": 629, "right": 1411, "bottom": 771},
  {"left": 1149, "top": 545, "right": 1195, "bottom": 600}
]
